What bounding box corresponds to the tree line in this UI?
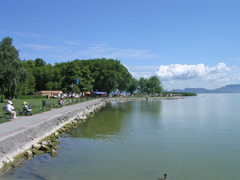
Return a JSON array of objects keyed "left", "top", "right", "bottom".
[{"left": 0, "top": 37, "right": 163, "bottom": 101}]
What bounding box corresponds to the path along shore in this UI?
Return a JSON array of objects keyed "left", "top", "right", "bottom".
[{"left": 0, "top": 96, "right": 182, "bottom": 170}]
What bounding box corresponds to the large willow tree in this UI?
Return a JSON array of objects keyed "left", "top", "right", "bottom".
[{"left": 0, "top": 37, "right": 27, "bottom": 101}]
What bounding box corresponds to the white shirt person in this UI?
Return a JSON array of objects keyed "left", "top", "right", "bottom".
[{"left": 5, "top": 101, "right": 17, "bottom": 119}]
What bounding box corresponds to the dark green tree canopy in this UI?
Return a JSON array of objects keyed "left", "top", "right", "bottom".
[
  {"left": 138, "top": 76, "right": 163, "bottom": 95},
  {"left": 147, "top": 75, "right": 163, "bottom": 95},
  {"left": 0, "top": 37, "right": 27, "bottom": 101},
  {"left": 75, "top": 58, "right": 133, "bottom": 93},
  {"left": 128, "top": 78, "right": 138, "bottom": 95},
  {"left": 138, "top": 77, "right": 148, "bottom": 93},
  {"left": 34, "top": 58, "right": 46, "bottom": 67}
]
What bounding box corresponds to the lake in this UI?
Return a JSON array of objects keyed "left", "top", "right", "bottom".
[{"left": 2, "top": 94, "right": 240, "bottom": 180}]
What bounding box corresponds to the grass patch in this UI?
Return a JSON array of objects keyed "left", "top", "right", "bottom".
[
  {"left": 0, "top": 118, "right": 10, "bottom": 124},
  {"left": 0, "top": 97, "right": 95, "bottom": 123}
]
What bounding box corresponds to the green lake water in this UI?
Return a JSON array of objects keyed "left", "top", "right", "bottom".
[{"left": 2, "top": 94, "right": 240, "bottom": 180}]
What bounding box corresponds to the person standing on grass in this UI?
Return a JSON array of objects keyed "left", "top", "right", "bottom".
[{"left": 5, "top": 100, "right": 17, "bottom": 119}]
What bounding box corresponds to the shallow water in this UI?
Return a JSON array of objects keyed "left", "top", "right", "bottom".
[{"left": 3, "top": 94, "right": 240, "bottom": 180}]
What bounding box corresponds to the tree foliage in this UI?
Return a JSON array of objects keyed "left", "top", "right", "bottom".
[
  {"left": 34, "top": 58, "right": 46, "bottom": 67},
  {"left": 0, "top": 37, "right": 27, "bottom": 101},
  {"left": 75, "top": 58, "right": 132, "bottom": 93},
  {"left": 19, "top": 58, "right": 135, "bottom": 95},
  {"left": 19, "top": 61, "right": 36, "bottom": 95},
  {"left": 138, "top": 76, "right": 163, "bottom": 95},
  {"left": 147, "top": 75, "right": 163, "bottom": 95},
  {"left": 128, "top": 78, "right": 138, "bottom": 95},
  {"left": 138, "top": 77, "right": 148, "bottom": 93}
]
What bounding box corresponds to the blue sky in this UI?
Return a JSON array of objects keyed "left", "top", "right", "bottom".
[{"left": 1, "top": 0, "right": 240, "bottom": 90}]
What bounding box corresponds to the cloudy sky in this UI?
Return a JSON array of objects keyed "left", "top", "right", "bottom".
[{"left": 1, "top": 0, "right": 240, "bottom": 90}]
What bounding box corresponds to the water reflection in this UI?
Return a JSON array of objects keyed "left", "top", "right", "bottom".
[
  {"left": 67, "top": 102, "right": 134, "bottom": 138},
  {"left": 67, "top": 101, "right": 162, "bottom": 139},
  {"left": 139, "top": 100, "right": 162, "bottom": 114}
]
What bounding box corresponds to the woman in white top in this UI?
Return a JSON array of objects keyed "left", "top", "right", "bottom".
[{"left": 5, "top": 101, "right": 17, "bottom": 119}]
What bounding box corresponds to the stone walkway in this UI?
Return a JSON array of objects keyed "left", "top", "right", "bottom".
[{"left": 0, "top": 100, "right": 95, "bottom": 140}]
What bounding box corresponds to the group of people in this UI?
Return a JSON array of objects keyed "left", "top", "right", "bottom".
[{"left": 3, "top": 98, "right": 17, "bottom": 119}]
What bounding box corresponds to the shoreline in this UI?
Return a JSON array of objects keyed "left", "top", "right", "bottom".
[
  {"left": 0, "top": 96, "right": 182, "bottom": 174},
  {"left": 0, "top": 99, "right": 107, "bottom": 171}
]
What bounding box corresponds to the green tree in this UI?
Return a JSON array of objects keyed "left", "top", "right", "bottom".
[
  {"left": 54, "top": 62, "right": 68, "bottom": 91},
  {"left": 0, "top": 37, "right": 27, "bottom": 101},
  {"left": 91, "top": 59, "right": 119, "bottom": 93},
  {"left": 62, "top": 60, "right": 95, "bottom": 94},
  {"left": 127, "top": 78, "right": 138, "bottom": 95},
  {"left": 62, "top": 61, "right": 82, "bottom": 93},
  {"left": 19, "top": 60, "right": 36, "bottom": 95},
  {"left": 26, "top": 59, "right": 35, "bottom": 68},
  {"left": 138, "top": 77, "right": 148, "bottom": 94},
  {"left": 83, "top": 58, "right": 132, "bottom": 93},
  {"left": 77, "top": 66, "right": 95, "bottom": 93},
  {"left": 32, "top": 63, "right": 61, "bottom": 91},
  {"left": 118, "top": 65, "right": 132, "bottom": 92},
  {"left": 34, "top": 58, "right": 46, "bottom": 67},
  {"left": 147, "top": 75, "right": 163, "bottom": 95}
]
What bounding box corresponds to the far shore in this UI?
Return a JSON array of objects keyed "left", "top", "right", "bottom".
[{"left": 107, "top": 96, "right": 183, "bottom": 101}]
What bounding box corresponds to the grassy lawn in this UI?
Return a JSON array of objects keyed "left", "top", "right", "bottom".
[{"left": 0, "top": 97, "right": 93, "bottom": 124}]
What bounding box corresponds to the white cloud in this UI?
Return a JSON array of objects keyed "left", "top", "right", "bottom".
[
  {"left": 13, "top": 31, "right": 81, "bottom": 46},
  {"left": 24, "top": 44, "right": 54, "bottom": 50},
  {"left": 156, "top": 63, "right": 231, "bottom": 81},
  {"left": 131, "top": 72, "right": 153, "bottom": 79},
  {"left": 24, "top": 44, "right": 69, "bottom": 52},
  {"left": 156, "top": 63, "right": 233, "bottom": 89},
  {"left": 13, "top": 32, "right": 43, "bottom": 38},
  {"left": 123, "top": 65, "right": 157, "bottom": 79}
]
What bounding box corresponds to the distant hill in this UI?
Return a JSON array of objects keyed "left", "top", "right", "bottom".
[
  {"left": 175, "top": 84, "right": 240, "bottom": 93},
  {"left": 214, "top": 84, "right": 240, "bottom": 93}
]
